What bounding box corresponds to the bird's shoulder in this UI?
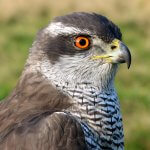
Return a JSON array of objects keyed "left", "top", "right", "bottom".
[{"left": 0, "top": 111, "right": 87, "bottom": 150}]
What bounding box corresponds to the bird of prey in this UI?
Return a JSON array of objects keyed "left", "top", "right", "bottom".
[{"left": 0, "top": 12, "right": 131, "bottom": 150}]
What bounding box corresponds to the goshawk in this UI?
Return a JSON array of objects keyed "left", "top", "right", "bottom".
[{"left": 0, "top": 12, "right": 131, "bottom": 150}]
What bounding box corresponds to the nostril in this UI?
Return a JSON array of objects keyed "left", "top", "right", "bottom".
[{"left": 111, "top": 45, "right": 117, "bottom": 50}]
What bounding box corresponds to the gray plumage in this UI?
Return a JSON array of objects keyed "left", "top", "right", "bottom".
[{"left": 0, "top": 12, "right": 131, "bottom": 150}]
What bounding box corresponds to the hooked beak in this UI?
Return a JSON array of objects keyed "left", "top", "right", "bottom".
[{"left": 92, "top": 39, "right": 132, "bottom": 69}]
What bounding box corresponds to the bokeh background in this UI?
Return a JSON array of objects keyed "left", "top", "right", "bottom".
[{"left": 0, "top": 0, "right": 150, "bottom": 149}]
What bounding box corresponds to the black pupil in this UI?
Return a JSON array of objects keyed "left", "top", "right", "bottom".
[{"left": 79, "top": 39, "right": 86, "bottom": 46}]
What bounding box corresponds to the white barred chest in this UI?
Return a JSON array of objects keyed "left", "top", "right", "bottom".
[{"left": 62, "top": 83, "right": 124, "bottom": 149}]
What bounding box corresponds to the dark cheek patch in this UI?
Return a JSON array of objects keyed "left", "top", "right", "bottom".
[{"left": 43, "top": 35, "right": 86, "bottom": 64}]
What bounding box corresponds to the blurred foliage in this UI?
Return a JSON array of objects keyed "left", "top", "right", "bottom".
[{"left": 0, "top": 0, "right": 150, "bottom": 149}]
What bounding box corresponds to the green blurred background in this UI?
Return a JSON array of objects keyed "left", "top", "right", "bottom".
[{"left": 0, "top": 0, "right": 150, "bottom": 149}]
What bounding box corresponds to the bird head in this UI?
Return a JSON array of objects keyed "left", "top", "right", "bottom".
[{"left": 29, "top": 12, "right": 131, "bottom": 88}]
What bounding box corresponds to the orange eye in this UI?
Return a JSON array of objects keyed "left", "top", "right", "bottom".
[{"left": 74, "top": 36, "right": 90, "bottom": 50}]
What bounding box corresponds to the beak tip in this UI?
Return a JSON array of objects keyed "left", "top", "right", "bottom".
[
  {"left": 126, "top": 58, "right": 131, "bottom": 69},
  {"left": 127, "top": 64, "right": 130, "bottom": 69},
  {"left": 127, "top": 53, "right": 131, "bottom": 69}
]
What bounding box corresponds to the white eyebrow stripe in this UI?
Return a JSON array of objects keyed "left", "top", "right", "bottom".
[{"left": 44, "top": 22, "right": 90, "bottom": 36}]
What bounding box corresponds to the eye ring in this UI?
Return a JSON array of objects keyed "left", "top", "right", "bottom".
[{"left": 74, "top": 36, "right": 90, "bottom": 50}]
